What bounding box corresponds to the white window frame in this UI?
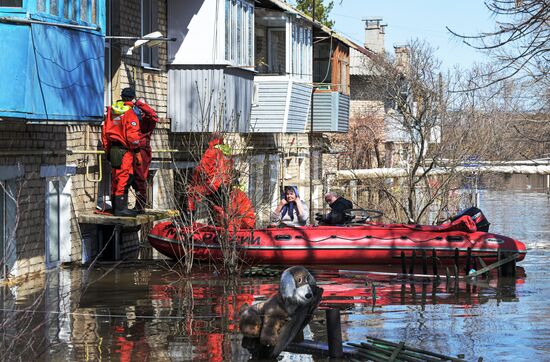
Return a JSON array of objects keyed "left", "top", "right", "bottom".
[
  {"left": 141, "top": 0, "right": 159, "bottom": 69},
  {"left": 289, "top": 20, "right": 312, "bottom": 80},
  {"left": 225, "top": 0, "right": 254, "bottom": 67},
  {"left": 0, "top": 179, "right": 17, "bottom": 280}
]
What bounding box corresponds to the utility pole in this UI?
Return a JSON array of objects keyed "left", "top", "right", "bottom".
[{"left": 309, "top": 0, "right": 316, "bottom": 222}]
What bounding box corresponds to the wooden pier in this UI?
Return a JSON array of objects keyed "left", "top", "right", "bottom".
[
  {"left": 78, "top": 209, "right": 177, "bottom": 260},
  {"left": 78, "top": 209, "right": 178, "bottom": 227}
]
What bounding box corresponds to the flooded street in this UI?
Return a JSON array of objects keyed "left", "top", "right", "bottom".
[{"left": 2, "top": 176, "right": 550, "bottom": 361}]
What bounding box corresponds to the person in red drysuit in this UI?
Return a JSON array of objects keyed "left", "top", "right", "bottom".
[
  {"left": 186, "top": 136, "right": 256, "bottom": 230},
  {"left": 212, "top": 184, "right": 256, "bottom": 231},
  {"left": 186, "top": 135, "right": 234, "bottom": 214},
  {"left": 119, "top": 87, "right": 159, "bottom": 213},
  {"left": 101, "top": 93, "right": 142, "bottom": 217}
]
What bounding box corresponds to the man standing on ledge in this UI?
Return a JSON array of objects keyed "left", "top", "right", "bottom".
[
  {"left": 101, "top": 89, "right": 142, "bottom": 216},
  {"left": 118, "top": 87, "right": 159, "bottom": 213}
]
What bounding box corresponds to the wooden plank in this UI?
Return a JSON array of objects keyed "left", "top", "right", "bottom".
[
  {"left": 78, "top": 209, "right": 177, "bottom": 226},
  {"left": 339, "top": 269, "right": 460, "bottom": 280},
  {"left": 388, "top": 341, "right": 405, "bottom": 361},
  {"left": 467, "top": 253, "right": 519, "bottom": 278},
  {"left": 366, "top": 336, "right": 467, "bottom": 362}
]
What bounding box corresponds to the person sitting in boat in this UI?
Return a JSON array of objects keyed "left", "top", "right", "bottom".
[
  {"left": 271, "top": 186, "right": 309, "bottom": 227},
  {"left": 315, "top": 191, "right": 353, "bottom": 225}
]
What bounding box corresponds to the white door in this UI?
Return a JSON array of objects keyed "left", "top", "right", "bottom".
[{"left": 46, "top": 177, "right": 72, "bottom": 267}]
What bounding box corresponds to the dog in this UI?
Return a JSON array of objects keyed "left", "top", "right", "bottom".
[{"left": 239, "top": 266, "right": 321, "bottom": 348}]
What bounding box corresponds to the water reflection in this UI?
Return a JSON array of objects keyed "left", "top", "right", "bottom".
[
  {"left": 0, "top": 262, "right": 530, "bottom": 361},
  {"left": 1, "top": 178, "right": 549, "bottom": 361}
]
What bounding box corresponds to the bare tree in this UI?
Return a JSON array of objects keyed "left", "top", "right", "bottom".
[
  {"left": 335, "top": 40, "right": 512, "bottom": 224},
  {"left": 448, "top": 0, "right": 549, "bottom": 86}
]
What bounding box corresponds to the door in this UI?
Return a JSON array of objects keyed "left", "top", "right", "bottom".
[{"left": 46, "top": 177, "right": 72, "bottom": 267}]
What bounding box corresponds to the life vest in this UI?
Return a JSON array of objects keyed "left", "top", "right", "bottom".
[{"left": 101, "top": 101, "right": 142, "bottom": 152}]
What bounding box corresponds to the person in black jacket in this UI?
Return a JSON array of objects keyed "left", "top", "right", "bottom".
[{"left": 316, "top": 191, "right": 353, "bottom": 225}]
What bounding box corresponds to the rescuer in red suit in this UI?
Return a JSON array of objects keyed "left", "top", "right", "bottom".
[
  {"left": 118, "top": 87, "right": 159, "bottom": 213},
  {"left": 212, "top": 183, "right": 256, "bottom": 230},
  {"left": 186, "top": 135, "right": 256, "bottom": 230},
  {"left": 101, "top": 90, "right": 143, "bottom": 217},
  {"left": 186, "top": 135, "right": 234, "bottom": 214}
]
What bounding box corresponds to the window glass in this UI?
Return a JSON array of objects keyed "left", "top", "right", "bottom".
[
  {"left": 91, "top": 0, "right": 97, "bottom": 24},
  {"left": 237, "top": 1, "right": 242, "bottom": 65},
  {"left": 37, "top": 0, "right": 46, "bottom": 12},
  {"left": 0, "top": 0, "right": 22, "bottom": 7},
  {"left": 225, "top": 0, "right": 230, "bottom": 60},
  {"left": 225, "top": 0, "right": 254, "bottom": 67},
  {"left": 50, "top": 0, "right": 58, "bottom": 16},
  {"left": 248, "top": 5, "right": 253, "bottom": 65},
  {"left": 80, "top": 0, "right": 88, "bottom": 22},
  {"left": 141, "top": 0, "right": 159, "bottom": 68},
  {"left": 64, "top": 0, "right": 70, "bottom": 19},
  {"left": 72, "top": 0, "right": 79, "bottom": 20}
]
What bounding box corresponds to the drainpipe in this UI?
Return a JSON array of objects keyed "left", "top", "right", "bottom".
[{"left": 308, "top": 0, "right": 316, "bottom": 222}]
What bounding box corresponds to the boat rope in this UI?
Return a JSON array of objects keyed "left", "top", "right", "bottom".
[{"left": 301, "top": 234, "right": 468, "bottom": 244}]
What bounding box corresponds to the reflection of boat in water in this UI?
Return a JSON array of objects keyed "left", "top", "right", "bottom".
[{"left": 148, "top": 215, "right": 526, "bottom": 266}]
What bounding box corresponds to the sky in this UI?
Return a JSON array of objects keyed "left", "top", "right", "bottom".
[{"left": 310, "top": 1, "right": 498, "bottom": 70}]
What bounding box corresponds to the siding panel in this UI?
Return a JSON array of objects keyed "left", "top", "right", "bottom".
[
  {"left": 169, "top": 66, "right": 253, "bottom": 132},
  {"left": 287, "top": 82, "right": 312, "bottom": 132},
  {"left": 338, "top": 93, "right": 350, "bottom": 132},
  {"left": 309, "top": 92, "right": 350, "bottom": 132},
  {"left": 249, "top": 81, "right": 288, "bottom": 132}
]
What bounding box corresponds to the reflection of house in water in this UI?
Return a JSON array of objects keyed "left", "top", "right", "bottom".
[{"left": 0, "top": 264, "right": 526, "bottom": 359}]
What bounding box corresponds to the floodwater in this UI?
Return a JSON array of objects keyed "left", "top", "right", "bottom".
[{"left": 1, "top": 175, "right": 549, "bottom": 361}]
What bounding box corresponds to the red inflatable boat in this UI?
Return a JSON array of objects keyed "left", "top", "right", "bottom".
[{"left": 148, "top": 212, "right": 526, "bottom": 266}]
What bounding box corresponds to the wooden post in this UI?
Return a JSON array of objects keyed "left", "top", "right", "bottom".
[
  {"left": 432, "top": 249, "right": 438, "bottom": 277},
  {"left": 454, "top": 248, "right": 459, "bottom": 270},
  {"left": 497, "top": 249, "right": 502, "bottom": 278},
  {"left": 326, "top": 309, "right": 344, "bottom": 358},
  {"left": 401, "top": 251, "right": 406, "bottom": 275},
  {"left": 453, "top": 264, "right": 459, "bottom": 292},
  {"left": 445, "top": 267, "right": 450, "bottom": 291},
  {"left": 465, "top": 247, "right": 472, "bottom": 274},
  {"left": 422, "top": 250, "right": 428, "bottom": 276},
  {"left": 371, "top": 282, "right": 377, "bottom": 309},
  {"left": 501, "top": 252, "right": 516, "bottom": 277},
  {"left": 409, "top": 250, "right": 416, "bottom": 275}
]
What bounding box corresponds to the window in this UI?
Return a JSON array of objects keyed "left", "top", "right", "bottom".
[
  {"left": 141, "top": 0, "right": 159, "bottom": 68},
  {"left": 35, "top": 0, "right": 99, "bottom": 25},
  {"left": 0, "top": 0, "right": 22, "bottom": 7},
  {"left": 45, "top": 177, "right": 71, "bottom": 267},
  {"left": 1, "top": 180, "right": 17, "bottom": 279},
  {"left": 47, "top": 180, "right": 61, "bottom": 264},
  {"left": 225, "top": 0, "right": 254, "bottom": 67},
  {"left": 290, "top": 21, "right": 312, "bottom": 79},
  {"left": 248, "top": 154, "right": 279, "bottom": 211},
  {"left": 268, "top": 28, "right": 285, "bottom": 74}
]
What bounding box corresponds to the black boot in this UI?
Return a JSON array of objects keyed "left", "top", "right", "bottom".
[
  {"left": 132, "top": 193, "right": 147, "bottom": 214},
  {"left": 114, "top": 195, "right": 138, "bottom": 217}
]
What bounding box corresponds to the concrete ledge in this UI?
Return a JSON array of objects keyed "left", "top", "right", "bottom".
[{"left": 78, "top": 209, "right": 178, "bottom": 227}]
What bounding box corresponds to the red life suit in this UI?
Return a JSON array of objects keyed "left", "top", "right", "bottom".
[
  {"left": 212, "top": 188, "right": 256, "bottom": 230},
  {"left": 101, "top": 102, "right": 142, "bottom": 196},
  {"left": 187, "top": 137, "right": 233, "bottom": 212},
  {"left": 131, "top": 99, "right": 158, "bottom": 201}
]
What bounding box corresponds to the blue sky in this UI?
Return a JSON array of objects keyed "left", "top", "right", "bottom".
[{"left": 299, "top": 1, "right": 498, "bottom": 70}]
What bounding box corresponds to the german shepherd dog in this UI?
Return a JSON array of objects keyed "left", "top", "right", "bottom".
[{"left": 239, "top": 266, "right": 320, "bottom": 348}]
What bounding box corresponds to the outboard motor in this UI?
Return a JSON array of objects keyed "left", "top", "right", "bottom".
[{"left": 451, "top": 207, "right": 490, "bottom": 232}]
